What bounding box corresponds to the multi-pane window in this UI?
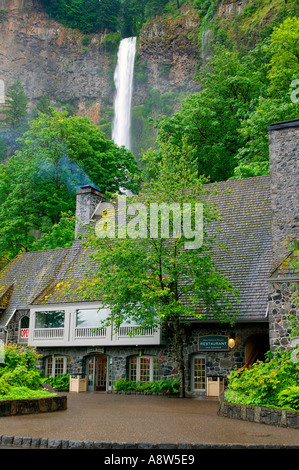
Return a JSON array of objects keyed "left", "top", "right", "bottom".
[
  {"left": 46, "top": 356, "right": 70, "bottom": 377},
  {"left": 129, "top": 356, "right": 158, "bottom": 383},
  {"left": 192, "top": 356, "right": 206, "bottom": 390}
]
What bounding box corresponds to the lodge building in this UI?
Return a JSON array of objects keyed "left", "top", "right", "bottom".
[{"left": 0, "top": 119, "right": 298, "bottom": 396}]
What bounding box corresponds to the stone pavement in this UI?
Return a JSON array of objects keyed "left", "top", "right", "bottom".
[{"left": 0, "top": 392, "right": 298, "bottom": 449}]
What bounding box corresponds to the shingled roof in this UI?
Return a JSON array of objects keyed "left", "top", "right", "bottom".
[{"left": 0, "top": 175, "right": 274, "bottom": 327}]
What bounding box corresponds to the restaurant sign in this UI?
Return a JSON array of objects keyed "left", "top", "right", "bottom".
[{"left": 198, "top": 335, "right": 229, "bottom": 351}]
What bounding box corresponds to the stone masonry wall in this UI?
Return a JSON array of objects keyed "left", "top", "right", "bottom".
[
  {"left": 268, "top": 121, "right": 299, "bottom": 268},
  {"left": 268, "top": 280, "right": 299, "bottom": 351}
]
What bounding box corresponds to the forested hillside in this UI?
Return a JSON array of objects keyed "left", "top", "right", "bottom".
[{"left": 0, "top": 0, "right": 298, "bottom": 267}]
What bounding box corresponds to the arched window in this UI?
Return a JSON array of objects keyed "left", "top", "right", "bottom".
[
  {"left": 19, "top": 316, "right": 30, "bottom": 343},
  {"left": 45, "top": 356, "right": 70, "bottom": 377},
  {"left": 129, "top": 356, "right": 158, "bottom": 383}
]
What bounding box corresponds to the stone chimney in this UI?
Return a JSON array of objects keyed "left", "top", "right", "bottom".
[
  {"left": 75, "top": 185, "right": 105, "bottom": 238},
  {"left": 268, "top": 119, "right": 299, "bottom": 268}
]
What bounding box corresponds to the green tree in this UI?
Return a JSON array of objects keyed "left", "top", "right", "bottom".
[
  {"left": 72, "top": 143, "right": 238, "bottom": 397},
  {"left": 231, "top": 17, "right": 299, "bottom": 178},
  {"left": 152, "top": 45, "right": 264, "bottom": 182},
  {"left": 266, "top": 17, "right": 299, "bottom": 97},
  {"left": 41, "top": 0, "right": 120, "bottom": 33},
  {"left": 0, "top": 110, "right": 140, "bottom": 261},
  {"left": 0, "top": 77, "right": 28, "bottom": 130}
]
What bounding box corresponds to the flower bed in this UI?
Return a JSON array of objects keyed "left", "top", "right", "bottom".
[
  {"left": 217, "top": 392, "right": 299, "bottom": 429},
  {"left": 0, "top": 395, "right": 67, "bottom": 417}
]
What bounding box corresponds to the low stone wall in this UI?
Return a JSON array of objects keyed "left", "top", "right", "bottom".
[
  {"left": 218, "top": 394, "right": 298, "bottom": 429},
  {"left": 0, "top": 395, "right": 67, "bottom": 417}
]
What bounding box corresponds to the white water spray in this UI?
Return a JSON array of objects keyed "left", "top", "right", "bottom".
[{"left": 112, "top": 37, "right": 137, "bottom": 151}]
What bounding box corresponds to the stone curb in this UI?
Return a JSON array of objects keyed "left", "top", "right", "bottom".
[{"left": 0, "top": 435, "right": 299, "bottom": 449}]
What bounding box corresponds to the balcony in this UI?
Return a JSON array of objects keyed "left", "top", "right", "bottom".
[
  {"left": 74, "top": 327, "right": 107, "bottom": 339},
  {"left": 28, "top": 304, "right": 162, "bottom": 347},
  {"left": 33, "top": 328, "right": 64, "bottom": 340}
]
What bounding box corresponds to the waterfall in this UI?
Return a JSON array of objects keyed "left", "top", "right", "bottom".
[{"left": 112, "top": 37, "right": 137, "bottom": 152}]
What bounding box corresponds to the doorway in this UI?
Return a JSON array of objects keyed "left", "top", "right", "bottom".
[{"left": 87, "top": 355, "right": 108, "bottom": 391}]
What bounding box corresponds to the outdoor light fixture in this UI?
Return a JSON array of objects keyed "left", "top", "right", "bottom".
[{"left": 228, "top": 333, "right": 236, "bottom": 349}]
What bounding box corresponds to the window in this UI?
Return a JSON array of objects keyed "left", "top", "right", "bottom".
[
  {"left": 192, "top": 356, "right": 206, "bottom": 390},
  {"left": 35, "top": 311, "right": 65, "bottom": 328},
  {"left": 19, "top": 316, "right": 29, "bottom": 343},
  {"left": 76, "top": 309, "right": 108, "bottom": 327},
  {"left": 129, "top": 356, "right": 158, "bottom": 383},
  {"left": 46, "top": 356, "right": 70, "bottom": 377}
]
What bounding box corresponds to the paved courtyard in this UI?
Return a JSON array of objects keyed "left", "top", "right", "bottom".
[{"left": 0, "top": 393, "right": 298, "bottom": 448}]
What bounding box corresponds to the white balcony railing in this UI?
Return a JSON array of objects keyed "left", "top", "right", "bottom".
[
  {"left": 29, "top": 307, "right": 161, "bottom": 346},
  {"left": 118, "top": 326, "right": 155, "bottom": 337},
  {"left": 33, "top": 328, "right": 64, "bottom": 340},
  {"left": 74, "top": 327, "right": 107, "bottom": 338}
]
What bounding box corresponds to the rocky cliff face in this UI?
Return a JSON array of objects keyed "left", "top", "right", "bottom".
[
  {"left": 0, "top": 1, "right": 201, "bottom": 128},
  {"left": 0, "top": 0, "right": 259, "bottom": 156},
  {"left": 0, "top": 0, "right": 114, "bottom": 123},
  {"left": 135, "top": 5, "right": 201, "bottom": 103}
]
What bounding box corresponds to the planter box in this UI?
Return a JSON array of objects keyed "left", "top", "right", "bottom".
[
  {"left": 207, "top": 377, "right": 225, "bottom": 397},
  {"left": 218, "top": 393, "right": 298, "bottom": 429},
  {"left": 0, "top": 395, "right": 67, "bottom": 417},
  {"left": 69, "top": 375, "right": 87, "bottom": 393}
]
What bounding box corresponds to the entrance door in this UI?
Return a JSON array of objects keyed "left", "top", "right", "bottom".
[
  {"left": 87, "top": 355, "right": 108, "bottom": 391},
  {"left": 96, "top": 356, "right": 107, "bottom": 391}
]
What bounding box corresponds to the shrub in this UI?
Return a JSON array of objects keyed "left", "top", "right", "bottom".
[
  {"left": 81, "top": 35, "right": 91, "bottom": 46},
  {"left": 2, "top": 365, "right": 41, "bottom": 390},
  {"left": 226, "top": 349, "right": 299, "bottom": 409},
  {"left": 278, "top": 386, "right": 299, "bottom": 411},
  {"left": 0, "top": 386, "right": 55, "bottom": 400},
  {"left": 113, "top": 377, "right": 180, "bottom": 394},
  {"left": 41, "top": 374, "right": 70, "bottom": 390},
  {"left": 1, "top": 344, "right": 41, "bottom": 371},
  {"left": 0, "top": 377, "right": 10, "bottom": 395}
]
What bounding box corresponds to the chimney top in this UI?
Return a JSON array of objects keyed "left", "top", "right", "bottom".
[{"left": 76, "top": 184, "right": 104, "bottom": 197}]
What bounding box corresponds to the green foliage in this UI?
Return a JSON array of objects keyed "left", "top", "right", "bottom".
[
  {"left": 102, "top": 32, "right": 122, "bottom": 53},
  {"left": 226, "top": 349, "right": 299, "bottom": 409},
  {"left": 0, "top": 77, "right": 28, "bottom": 130},
  {"left": 267, "top": 17, "right": 299, "bottom": 96},
  {"left": 77, "top": 145, "right": 238, "bottom": 397},
  {"left": 0, "top": 110, "right": 140, "bottom": 261},
  {"left": 153, "top": 45, "right": 264, "bottom": 181},
  {"left": 31, "top": 211, "right": 75, "bottom": 251},
  {"left": 0, "top": 9, "right": 7, "bottom": 24},
  {"left": 113, "top": 377, "right": 180, "bottom": 393},
  {"left": 81, "top": 35, "right": 91, "bottom": 46},
  {"left": 0, "top": 386, "right": 55, "bottom": 400},
  {"left": 278, "top": 386, "right": 299, "bottom": 410},
  {"left": 0, "top": 344, "right": 55, "bottom": 401},
  {"left": 2, "top": 365, "right": 41, "bottom": 390},
  {"left": 41, "top": 373, "right": 70, "bottom": 390},
  {"left": 1, "top": 344, "right": 41, "bottom": 371},
  {"left": 0, "top": 376, "right": 10, "bottom": 395},
  {"left": 40, "top": 0, "right": 120, "bottom": 33},
  {"left": 151, "top": 15, "right": 299, "bottom": 182}
]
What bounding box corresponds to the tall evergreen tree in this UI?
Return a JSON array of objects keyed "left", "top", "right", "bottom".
[{"left": 1, "top": 77, "right": 28, "bottom": 130}]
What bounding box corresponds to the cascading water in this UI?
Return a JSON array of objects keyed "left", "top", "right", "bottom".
[{"left": 112, "top": 37, "right": 137, "bottom": 151}]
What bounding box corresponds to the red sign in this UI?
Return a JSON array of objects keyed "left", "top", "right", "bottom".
[{"left": 20, "top": 328, "right": 29, "bottom": 338}]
